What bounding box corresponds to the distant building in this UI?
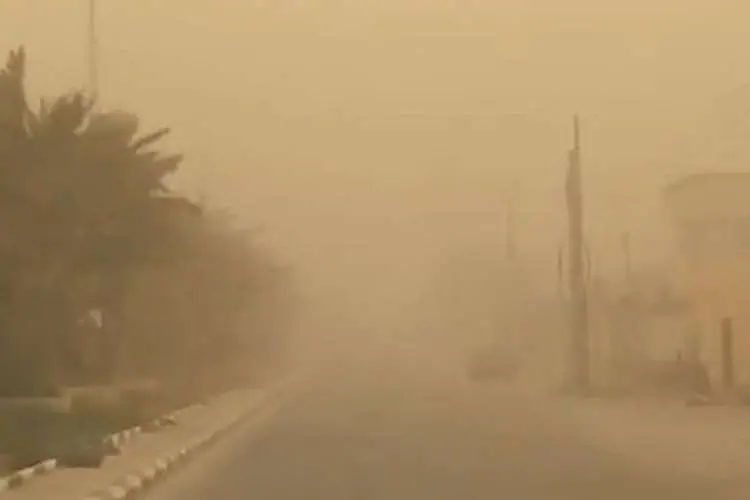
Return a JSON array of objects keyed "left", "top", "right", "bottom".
[
  {"left": 591, "top": 269, "right": 689, "bottom": 389},
  {"left": 662, "top": 172, "right": 750, "bottom": 387}
]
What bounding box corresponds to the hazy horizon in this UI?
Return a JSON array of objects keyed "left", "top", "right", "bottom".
[{"left": 6, "top": 1, "right": 750, "bottom": 347}]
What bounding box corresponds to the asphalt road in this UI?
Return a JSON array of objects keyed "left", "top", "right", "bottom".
[{"left": 145, "top": 348, "right": 748, "bottom": 500}]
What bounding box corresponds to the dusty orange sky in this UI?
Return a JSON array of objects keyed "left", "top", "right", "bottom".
[{"left": 4, "top": 1, "right": 750, "bottom": 330}]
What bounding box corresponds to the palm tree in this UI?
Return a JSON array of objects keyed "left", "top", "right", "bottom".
[
  {"left": 0, "top": 47, "right": 197, "bottom": 392},
  {"left": 0, "top": 46, "right": 292, "bottom": 396}
]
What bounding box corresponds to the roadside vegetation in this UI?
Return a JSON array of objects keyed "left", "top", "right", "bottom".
[{"left": 0, "top": 47, "right": 296, "bottom": 472}]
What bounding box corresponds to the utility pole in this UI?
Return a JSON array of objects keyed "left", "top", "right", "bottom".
[
  {"left": 557, "top": 244, "right": 564, "bottom": 299},
  {"left": 565, "top": 115, "right": 590, "bottom": 392},
  {"left": 506, "top": 183, "right": 518, "bottom": 266},
  {"left": 622, "top": 231, "right": 632, "bottom": 287},
  {"left": 87, "top": 0, "right": 99, "bottom": 100},
  {"left": 721, "top": 317, "right": 734, "bottom": 389}
]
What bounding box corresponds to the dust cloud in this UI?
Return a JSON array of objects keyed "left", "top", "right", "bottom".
[
  {"left": 6, "top": 1, "right": 750, "bottom": 385},
  {"left": 10, "top": 4, "right": 750, "bottom": 499}
]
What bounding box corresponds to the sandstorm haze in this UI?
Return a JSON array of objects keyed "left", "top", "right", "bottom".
[{"left": 6, "top": 0, "right": 750, "bottom": 361}]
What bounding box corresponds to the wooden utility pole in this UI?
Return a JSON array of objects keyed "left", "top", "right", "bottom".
[{"left": 565, "top": 115, "right": 590, "bottom": 392}]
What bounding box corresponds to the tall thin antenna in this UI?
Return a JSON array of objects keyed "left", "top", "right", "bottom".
[{"left": 88, "top": 0, "right": 99, "bottom": 100}]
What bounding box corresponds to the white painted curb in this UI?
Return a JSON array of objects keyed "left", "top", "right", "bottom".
[
  {"left": 0, "top": 402, "right": 200, "bottom": 492},
  {"left": 0, "top": 458, "right": 56, "bottom": 491},
  {"left": 81, "top": 377, "right": 299, "bottom": 500},
  {"left": 82, "top": 411, "right": 247, "bottom": 500}
]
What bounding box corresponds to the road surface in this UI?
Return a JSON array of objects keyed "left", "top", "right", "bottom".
[{"left": 145, "top": 346, "right": 749, "bottom": 500}]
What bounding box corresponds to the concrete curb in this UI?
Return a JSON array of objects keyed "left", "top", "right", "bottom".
[
  {"left": 103, "top": 404, "right": 197, "bottom": 451},
  {"left": 0, "top": 458, "right": 57, "bottom": 492},
  {"left": 81, "top": 378, "right": 299, "bottom": 500},
  {"left": 0, "top": 402, "right": 201, "bottom": 492},
  {"left": 82, "top": 410, "right": 247, "bottom": 500}
]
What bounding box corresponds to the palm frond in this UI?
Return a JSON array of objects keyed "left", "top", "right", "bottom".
[
  {"left": 0, "top": 47, "right": 29, "bottom": 138},
  {"left": 87, "top": 111, "right": 138, "bottom": 144},
  {"left": 150, "top": 154, "right": 182, "bottom": 178},
  {"left": 47, "top": 93, "right": 90, "bottom": 135},
  {"left": 4, "top": 47, "right": 25, "bottom": 82},
  {"left": 131, "top": 127, "right": 170, "bottom": 152},
  {"left": 153, "top": 195, "right": 202, "bottom": 216}
]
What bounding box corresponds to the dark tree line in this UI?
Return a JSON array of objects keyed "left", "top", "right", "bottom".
[{"left": 0, "top": 47, "right": 294, "bottom": 397}]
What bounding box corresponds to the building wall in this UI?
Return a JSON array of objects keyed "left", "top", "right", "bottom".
[
  {"left": 663, "top": 173, "right": 750, "bottom": 388},
  {"left": 588, "top": 276, "right": 693, "bottom": 390}
]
